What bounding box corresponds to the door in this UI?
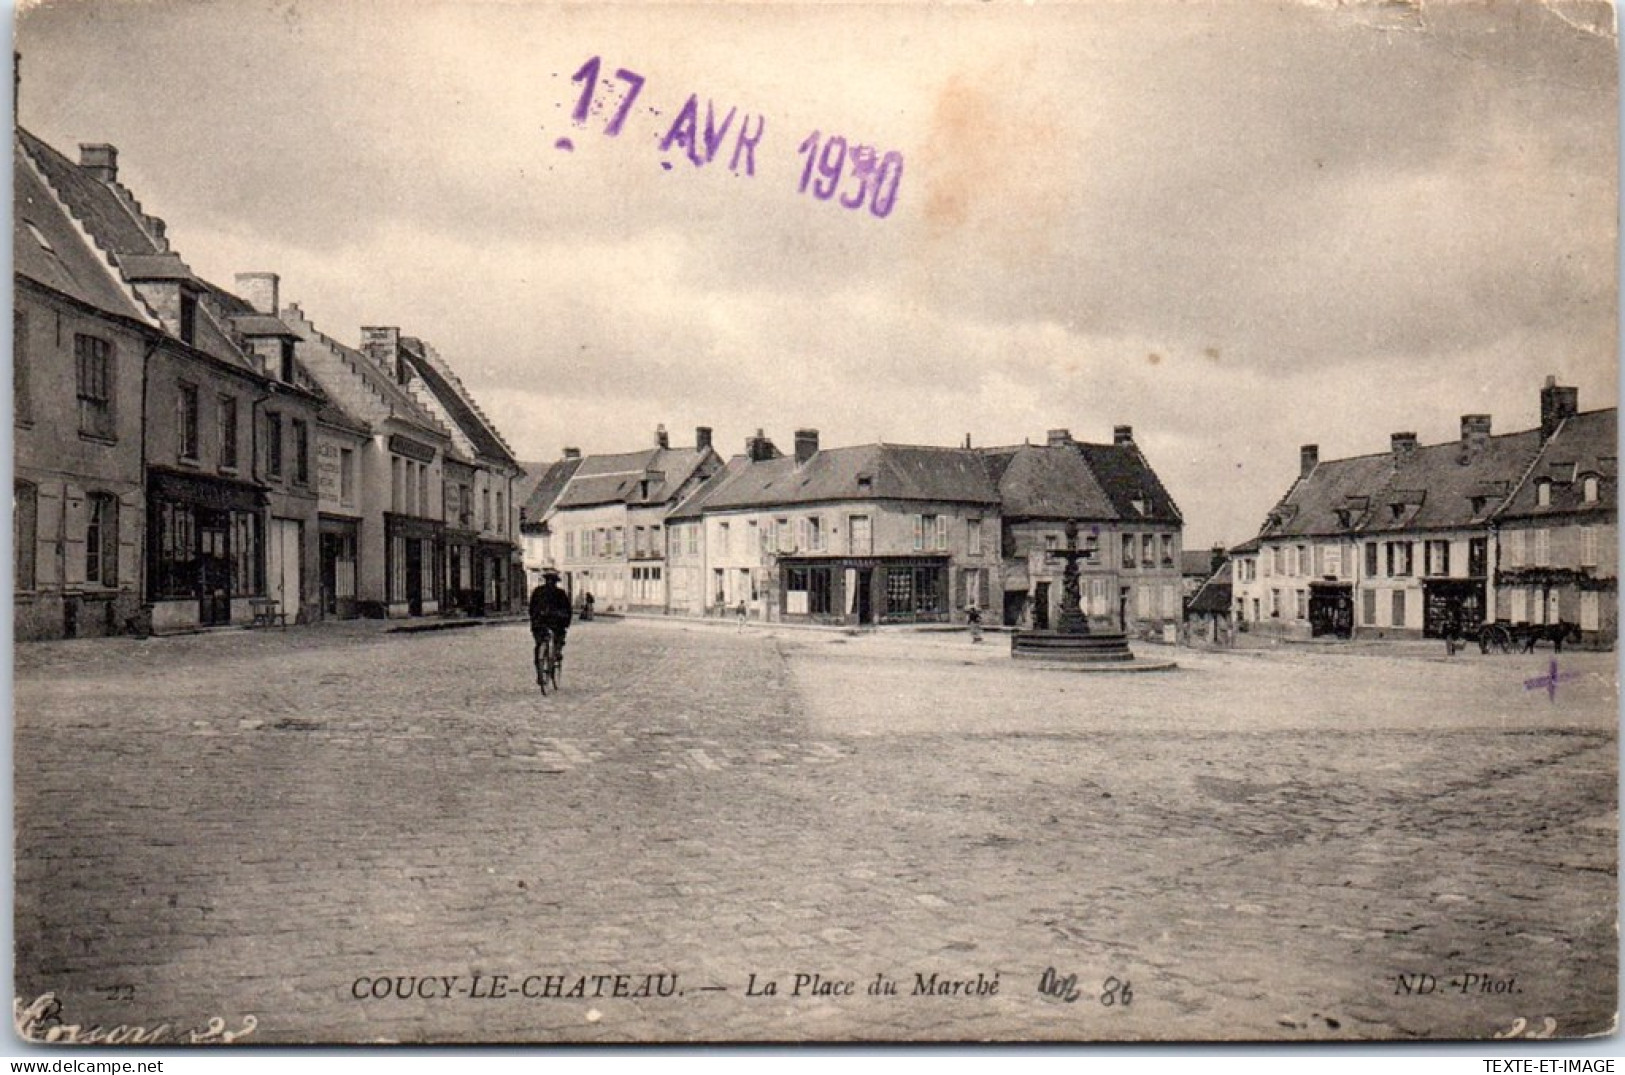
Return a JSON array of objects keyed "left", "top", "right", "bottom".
[
  {"left": 1033, "top": 582, "right": 1051, "bottom": 630},
  {"left": 199, "top": 511, "right": 232, "bottom": 626},
  {"left": 268, "top": 519, "right": 303, "bottom": 621},
  {"left": 856, "top": 569, "right": 873, "bottom": 625},
  {"left": 406, "top": 538, "right": 424, "bottom": 616}
]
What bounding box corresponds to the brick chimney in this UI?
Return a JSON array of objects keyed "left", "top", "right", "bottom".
[
  {"left": 1540, "top": 377, "right": 1579, "bottom": 443},
  {"left": 655, "top": 424, "right": 669, "bottom": 449},
  {"left": 746, "top": 429, "right": 780, "bottom": 462},
  {"left": 1391, "top": 431, "right": 1418, "bottom": 465},
  {"left": 1046, "top": 428, "right": 1072, "bottom": 447},
  {"left": 1300, "top": 444, "right": 1319, "bottom": 479},
  {"left": 79, "top": 143, "right": 118, "bottom": 183},
  {"left": 234, "top": 272, "right": 280, "bottom": 316},
  {"left": 794, "top": 429, "right": 819, "bottom": 466},
  {"left": 1459, "top": 414, "right": 1492, "bottom": 460},
  {"left": 563, "top": 447, "right": 581, "bottom": 460},
  {"left": 1114, "top": 425, "right": 1134, "bottom": 446},
  {"left": 695, "top": 426, "right": 712, "bottom": 452},
  {"left": 360, "top": 326, "right": 402, "bottom": 380},
  {"left": 1210, "top": 543, "right": 1226, "bottom": 575}
]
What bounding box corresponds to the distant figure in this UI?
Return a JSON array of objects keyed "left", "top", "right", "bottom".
[
  {"left": 966, "top": 604, "right": 984, "bottom": 644},
  {"left": 736, "top": 598, "right": 748, "bottom": 631},
  {"left": 581, "top": 591, "right": 595, "bottom": 621}
]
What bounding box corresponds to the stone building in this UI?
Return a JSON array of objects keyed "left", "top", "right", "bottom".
[{"left": 981, "top": 426, "right": 1185, "bottom": 637}]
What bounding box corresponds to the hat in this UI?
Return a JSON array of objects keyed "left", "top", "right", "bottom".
[{"left": 542, "top": 567, "right": 562, "bottom": 580}]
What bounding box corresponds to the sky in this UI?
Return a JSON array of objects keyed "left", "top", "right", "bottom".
[{"left": 14, "top": 0, "right": 1619, "bottom": 549}]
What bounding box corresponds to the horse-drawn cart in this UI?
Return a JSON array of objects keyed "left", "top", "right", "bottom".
[{"left": 1448, "top": 620, "right": 1580, "bottom": 654}]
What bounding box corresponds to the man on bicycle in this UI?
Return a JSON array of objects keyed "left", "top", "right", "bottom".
[{"left": 529, "top": 568, "right": 573, "bottom": 668}]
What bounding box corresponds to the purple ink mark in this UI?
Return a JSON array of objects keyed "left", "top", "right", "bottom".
[
  {"left": 554, "top": 138, "right": 575, "bottom": 152},
  {"left": 660, "top": 161, "right": 672, "bottom": 171},
  {"left": 1523, "top": 658, "right": 1581, "bottom": 702},
  {"left": 796, "top": 131, "right": 902, "bottom": 217}
]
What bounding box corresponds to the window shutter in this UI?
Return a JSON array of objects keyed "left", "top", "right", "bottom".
[
  {"left": 1581, "top": 526, "right": 1598, "bottom": 568},
  {"left": 61, "top": 484, "right": 87, "bottom": 585},
  {"left": 935, "top": 515, "right": 948, "bottom": 551},
  {"left": 913, "top": 515, "right": 923, "bottom": 551}
]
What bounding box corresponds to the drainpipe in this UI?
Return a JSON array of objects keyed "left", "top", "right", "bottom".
[{"left": 136, "top": 333, "right": 162, "bottom": 632}]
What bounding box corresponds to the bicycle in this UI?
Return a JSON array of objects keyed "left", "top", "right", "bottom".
[{"left": 533, "top": 626, "right": 561, "bottom": 694}]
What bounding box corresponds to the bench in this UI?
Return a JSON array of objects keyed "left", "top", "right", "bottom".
[{"left": 249, "top": 598, "right": 288, "bottom": 629}]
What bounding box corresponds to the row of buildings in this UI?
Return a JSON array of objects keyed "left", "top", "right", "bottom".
[
  {"left": 1191, "top": 379, "right": 1616, "bottom": 645},
  {"left": 14, "top": 124, "right": 525, "bottom": 639},
  {"left": 520, "top": 425, "right": 1190, "bottom": 634}
]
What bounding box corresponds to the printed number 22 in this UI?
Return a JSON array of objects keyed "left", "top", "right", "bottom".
[
  {"left": 797, "top": 132, "right": 903, "bottom": 218},
  {"left": 570, "top": 56, "right": 645, "bottom": 137}
]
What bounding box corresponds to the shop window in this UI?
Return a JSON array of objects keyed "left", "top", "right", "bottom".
[{"left": 14, "top": 481, "right": 37, "bottom": 590}]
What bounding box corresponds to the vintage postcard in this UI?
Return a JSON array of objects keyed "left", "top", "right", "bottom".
[{"left": 10, "top": 0, "right": 1619, "bottom": 1047}]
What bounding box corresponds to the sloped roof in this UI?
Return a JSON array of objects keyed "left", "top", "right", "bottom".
[
  {"left": 18, "top": 129, "right": 163, "bottom": 259},
  {"left": 1187, "top": 560, "right": 1233, "bottom": 615},
  {"left": 989, "top": 443, "right": 1118, "bottom": 520},
  {"left": 1260, "top": 453, "right": 1397, "bottom": 538},
  {"left": 554, "top": 445, "right": 717, "bottom": 509},
  {"left": 1180, "top": 550, "right": 1218, "bottom": 577},
  {"left": 1074, "top": 441, "right": 1182, "bottom": 525},
  {"left": 694, "top": 443, "right": 1000, "bottom": 512},
  {"left": 518, "top": 457, "right": 583, "bottom": 527},
  {"left": 398, "top": 338, "right": 519, "bottom": 469},
  {"left": 1497, "top": 409, "right": 1618, "bottom": 521},
  {"left": 14, "top": 139, "right": 149, "bottom": 322},
  {"left": 281, "top": 304, "right": 449, "bottom": 439},
  {"left": 1362, "top": 428, "right": 1545, "bottom": 534},
  {"left": 667, "top": 455, "right": 751, "bottom": 521}
]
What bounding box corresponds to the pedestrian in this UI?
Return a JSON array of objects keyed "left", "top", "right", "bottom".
[
  {"left": 736, "top": 598, "right": 748, "bottom": 631},
  {"left": 581, "top": 591, "right": 595, "bottom": 622},
  {"left": 966, "top": 604, "right": 983, "bottom": 644}
]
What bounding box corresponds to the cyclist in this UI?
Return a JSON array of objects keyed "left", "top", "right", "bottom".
[{"left": 529, "top": 568, "right": 573, "bottom": 673}]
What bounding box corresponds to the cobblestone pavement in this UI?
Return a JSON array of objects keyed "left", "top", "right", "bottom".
[{"left": 13, "top": 619, "right": 1617, "bottom": 1043}]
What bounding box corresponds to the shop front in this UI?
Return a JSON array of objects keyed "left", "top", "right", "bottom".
[
  {"left": 1422, "top": 577, "right": 1485, "bottom": 639},
  {"left": 1309, "top": 581, "right": 1355, "bottom": 638},
  {"left": 779, "top": 556, "right": 950, "bottom": 626},
  {"left": 319, "top": 514, "right": 361, "bottom": 619},
  {"left": 147, "top": 468, "right": 267, "bottom": 632},
  {"left": 384, "top": 513, "right": 443, "bottom": 617}
]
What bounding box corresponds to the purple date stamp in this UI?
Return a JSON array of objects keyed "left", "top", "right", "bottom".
[{"left": 561, "top": 55, "right": 904, "bottom": 219}]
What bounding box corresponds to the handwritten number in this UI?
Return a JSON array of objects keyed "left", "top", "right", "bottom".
[
  {"left": 606, "top": 68, "right": 644, "bottom": 137},
  {"left": 1100, "top": 977, "right": 1132, "bottom": 1007},
  {"left": 570, "top": 56, "right": 601, "bottom": 125},
  {"left": 813, "top": 136, "right": 847, "bottom": 200},
  {"left": 797, "top": 131, "right": 820, "bottom": 194}
]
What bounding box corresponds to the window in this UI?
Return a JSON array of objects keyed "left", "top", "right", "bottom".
[
  {"left": 687, "top": 524, "right": 699, "bottom": 556},
  {"left": 482, "top": 489, "right": 492, "bottom": 530},
  {"left": 785, "top": 565, "right": 834, "bottom": 615},
  {"left": 969, "top": 518, "right": 983, "bottom": 556},
  {"left": 808, "top": 516, "right": 825, "bottom": 552},
  {"left": 75, "top": 334, "right": 114, "bottom": 438},
  {"left": 1362, "top": 588, "right": 1377, "bottom": 626},
  {"left": 565, "top": 531, "right": 576, "bottom": 559},
  {"left": 1270, "top": 588, "right": 1281, "bottom": 617},
  {"left": 1324, "top": 545, "right": 1342, "bottom": 578},
  {"left": 935, "top": 515, "right": 948, "bottom": 551},
  {"left": 291, "top": 419, "right": 310, "bottom": 485},
  {"left": 218, "top": 396, "right": 239, "bottom": 470},
  {"left": 266, "top": 412, "right": 283, "bottom": 479},
  {"left": 849, "top": 515, "right": 872, "bottom": 555},
  {"left": 1391, "top": 589, "right": 1407, "bottom": 628},
  {"left": 280, "top": 338, "right": 296, "bottom": 383},
  {"left": 13, "top": 311, "right": 30, "bottom": 423},
  {"left": 1046, "top": 532, "right": 1060, "bottom": 553},
  {"left": 1533, "top": 528, "right": 1551, "bottom": 567},
  {"left": 15, "top": 482, "right": 37, "bottom": 590},
  {"left": 85, "top": 492, "right": 118, "bottom": 586},
  {"left": 179, "top": 291, "right": 198, "bottom": 345},
  {"left": 1295, "top": 590, "right": 1307, "bottom": 620},
  {"left": 232, "top": 509, "right": 262, "bottom": 596},
  {"left": 340, "top": 448, "right": 355, "bottom": 505},
  {"left": 177, "top": 383, "right": 200, "bottom": 461},
  {"left": 1425, "top": 540, "right": 1450, "bottom": 577},
  {"left": 1536, "top": 480, "right": 1551, "bottom": 507},
  {"left": 1386, "top": 541, "right": 1412, "bottom": 577},
  {"left": 1583, "top": 476, "right": 1599, "bottom": 504},
  {"left": 1164, "top": 535, "right": 1177, "bottom": 568},
  {"left": 1580, "top": 526, "right": 1598, "bottom": 568},
  {"left": 1504, "top": 529, "right": 1525, "bottom": 567},
  {"left": 914, "top": 515, "right": 932, "bottom": 551},
  {"left": 1295, "top": 544, "right": 1307, "bottom": 576},
  {"left": 1364, "top": 542, "right": 1378, "bottom": 578},
  {"left": 718, "top": 521, "right": 731, "bottom": 555},
  {"left": 1469, "top": 537, "right": 1487, "bottom": 577}
]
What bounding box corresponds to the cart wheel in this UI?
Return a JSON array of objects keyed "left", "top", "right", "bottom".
[{"left": 1487, "top": 624, "right": 1513, "bottom": 654}]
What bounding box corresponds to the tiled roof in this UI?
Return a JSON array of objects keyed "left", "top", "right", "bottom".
[
  {"left": 18, "top": 129, "right": 163, "bottom": 259},
  {"left": 667, "top": 456, "right": 750, "bottom": 521},
  {"left": 14, "top": 139, "right": 149, "bottom": 323},
  {"left": 1497, "top": 409, "right": 1617, "bottom": 520},
  {"left": 518, "top": 457, "right": 584, "bottom": 527},
  {"left": 281, "top": 304, "right": 449, "bottom": 439},
  {"left": 1074, "top": 441, "right": 1183, "bottom": 524},
  {"left": 1361, "top": 429, "right": 1545, "bottom": 534},
  {"left": 398, "top": 338, "right": 519, "bottom": 469},
  {"left": 1260, "top": 453, "right": 1396, "bottom": 538},
  {"left": 696, "top": 443, "right": 1000, "bottom": 512},
  {"left": 1180, "top": 550, "right": 1217, "bottom": 577},
  {"left": 1186, "top": 561, "right": 1233, "bottom": 615},
  {"left": 989, "top": 443, "right": 1118, "bottom": 520},
  {"left": 1230, "top": 537, "right": 1263, "bottom": 555},
  {"left": 554, "top": 446, "right": 717, "bottom": 509}
]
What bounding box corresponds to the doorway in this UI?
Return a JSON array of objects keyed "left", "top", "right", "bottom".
[{"left": 199, "top": 511, "right": 232, "bottom": 626}]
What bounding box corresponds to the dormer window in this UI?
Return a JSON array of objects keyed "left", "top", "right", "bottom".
[
  {"left": 1334, "top": 510, "right": 1351, "bottom": 529},
  {"left": 1470, "top": 496, "right": 1487, "bottom": 516},
  {"left": 1582, "top": 475, "right": 1599, "bottom": 503},
  {"left": 179, "top": 291, "right": 197, "bottom": 345},
  {"left": 280, "top": 339, "right": 296, "bottom": 383},
  {"left": 1389, "top": 503, "right": 1404, "bottom": 521},
  {"left": 856, "top": 473, "right": 873, "bottom": 492},
  {"left": 1536, "top": 479, "right": 1551, "bottom": 507},
  {"left": 1131, "top": 496, "right": 1147, "bottom": 515}
]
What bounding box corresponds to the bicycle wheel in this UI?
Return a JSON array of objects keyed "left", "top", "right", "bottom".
[
  {"left": 548, "top": 637, "right": 562, "bottom": 691},
  {"left": 534, "top": 636, "right": 551, "bottom": 695}
]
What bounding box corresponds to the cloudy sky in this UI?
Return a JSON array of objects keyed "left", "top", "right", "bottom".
[{"left": 16, "top": 0, "right": 1618, "bottom": 547}]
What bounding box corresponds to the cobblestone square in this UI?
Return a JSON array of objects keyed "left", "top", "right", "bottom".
[{"left": 13, "top": 619, "right": 1617, "bottom": 1043}]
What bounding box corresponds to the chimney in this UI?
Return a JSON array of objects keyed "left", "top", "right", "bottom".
[
  {"left": 78, "top": 143, "right": 118, "bottom": 183},
  {"left": 234, "top": 272, "right": 280, "bottom": 316},
  {"left": 1210, "top": 543, "right": 1226, "bottom": 575},
  {"left": 655, "top": 423, "right": 669, "bottom": 449},
  {"left": 695, "top": 426, "right": 712, "bottom": 452},
  {"left": 360, "top": 326, "right": 401, "bottom": 378},
  {"left": 963, "top": 433, "right": 972, "bottom": 449},
  {"left": 794, "top": 428, "right": 819, "bottom": 466},
  {"left": 1046, "top": 428, "right": 1072, "bottom": 448},
  {"left": 1113, "top": 425, "right": 1134, "bottom": 446},
  {"left": 1459, "top": 414, "right": 1492, "bottom": 460},
  {"left": 1390, "top": 431, "right": 1418, "bottom": 465},
  {"left": 1299, "top": 444, "right": 1319, "bottom": 479},
  {"left": 1540, "top": 377, "right": 1579, "bottom": 443},
  {"left": 563, "top": 447, "right": 581, "bottom": 460}
]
